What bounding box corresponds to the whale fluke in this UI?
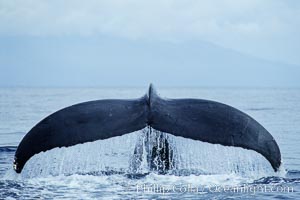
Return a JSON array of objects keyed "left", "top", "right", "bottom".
[{"left": 14, "top": 84, "right": 281, "bottom": 173}]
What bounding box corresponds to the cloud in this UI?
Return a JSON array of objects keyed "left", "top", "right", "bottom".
[
  {"left": 0, "top": 0, "right": 296, "bottom": 37},
  {"left": 0, "top": 0, "right": 300, "bottom": 64}
]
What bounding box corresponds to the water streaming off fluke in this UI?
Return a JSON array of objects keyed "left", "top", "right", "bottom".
[{"left": 19, "top": 128, "right": 279, "bottom": 179}]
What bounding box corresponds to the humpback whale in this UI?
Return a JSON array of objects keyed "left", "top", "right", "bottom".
[{"left": 13, "top": 84, "right": 281, "bottom": 173}]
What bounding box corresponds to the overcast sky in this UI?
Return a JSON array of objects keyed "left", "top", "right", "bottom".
[{"left": 0, "top": 0, "right": 299, "bottom": 87}]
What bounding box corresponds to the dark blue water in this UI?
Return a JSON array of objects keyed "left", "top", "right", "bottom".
[{"left": 0, "top": 88, "right": 299, "bottom": 199}]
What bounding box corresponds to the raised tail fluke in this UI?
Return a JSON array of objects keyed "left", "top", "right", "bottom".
[{"left": 14, "top": 84, "right": 281, "bottom": 173}]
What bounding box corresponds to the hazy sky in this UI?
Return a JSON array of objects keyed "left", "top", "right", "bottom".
[{"left": 0, "top": 0, "right": 299, "bottom": 87}]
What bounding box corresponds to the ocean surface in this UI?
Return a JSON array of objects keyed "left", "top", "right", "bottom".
[{"left": 0, "top": 87, "right": 299, "bottom": 199}]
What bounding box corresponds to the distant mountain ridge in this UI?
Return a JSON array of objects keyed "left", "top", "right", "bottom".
[{"left": 0, "top": 36, "right": 299, "bottom": 87}]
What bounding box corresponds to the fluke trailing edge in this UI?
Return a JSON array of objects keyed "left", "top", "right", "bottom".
[{"left": 13, "top": 84, "right": 281, "bottom": 173}]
